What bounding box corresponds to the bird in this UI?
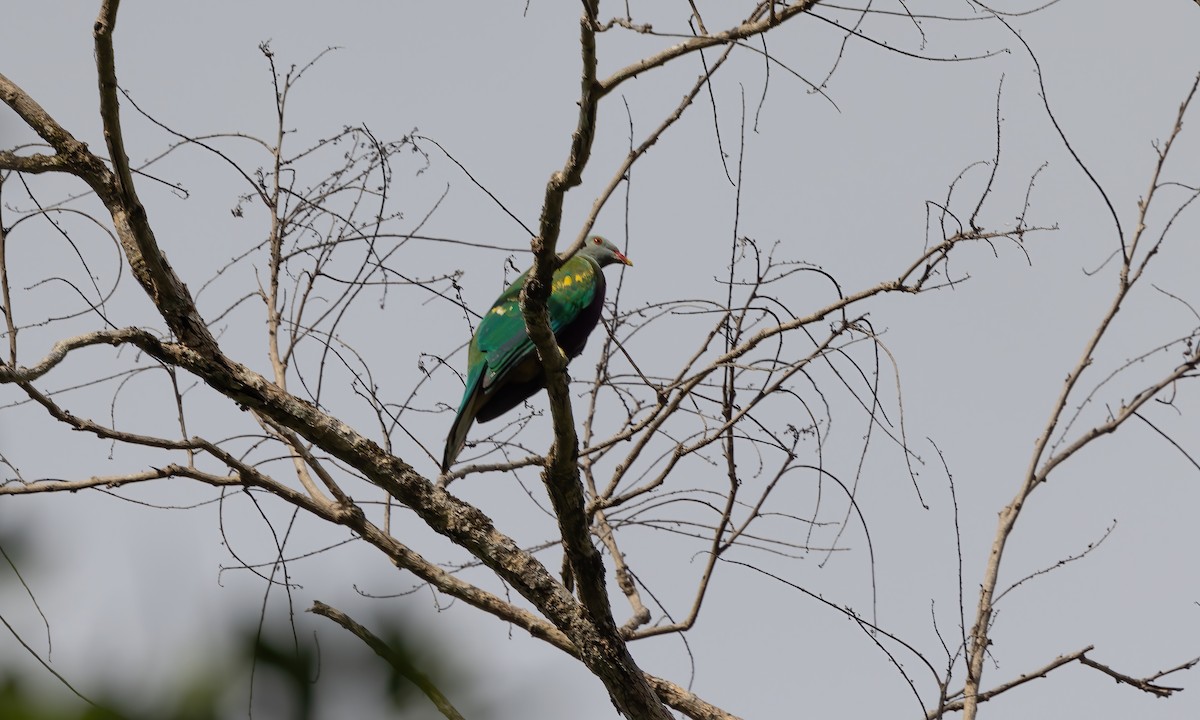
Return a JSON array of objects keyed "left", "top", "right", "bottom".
[{"left": 441, "top": 235, "right": 633, "bottom": 474}]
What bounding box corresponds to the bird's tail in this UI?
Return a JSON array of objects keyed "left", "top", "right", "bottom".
[{"left": 442, "top": 366, "right": 485, "bottom": 474}]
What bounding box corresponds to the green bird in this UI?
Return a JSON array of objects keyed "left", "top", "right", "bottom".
[{"left": 442, "top": 235, "right": 633, "bottom": 473}]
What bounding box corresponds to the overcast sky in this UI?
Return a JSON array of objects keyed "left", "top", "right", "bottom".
[{"left": 3, "top": 2, "right": 1200, "bottom": 719}]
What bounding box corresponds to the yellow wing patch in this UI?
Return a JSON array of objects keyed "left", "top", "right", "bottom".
[{"left": 552, "top": 272, "right": 590, "bottom": 291}]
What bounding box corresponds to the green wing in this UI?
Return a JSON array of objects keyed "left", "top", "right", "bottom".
[
  {"left": 472, "top": 255, "right": 599, "bottom": 388},
  {"left": 442, "top": 255, "right": 600, "bottom": 472}
]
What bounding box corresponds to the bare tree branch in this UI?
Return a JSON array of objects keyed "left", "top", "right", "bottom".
[
  {"left": 4, "top": 4, "right": 1197, "bottom": 719},
  {"left": 961, "top": 70, "right": 1200, "bottom": 720},
  {"left": 0, "top": 328, "right": 148, "bottom": 383},
  {"left": 310, "top": 601, "right": 467, "bottom": 720},
  {"left": 597, "top": 1, "right": 823, "bottom": 98}
]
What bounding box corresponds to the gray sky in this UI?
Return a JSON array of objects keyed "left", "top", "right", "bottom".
[{"left": 3, "top": 2, "right": 1200, "bottom": 719}]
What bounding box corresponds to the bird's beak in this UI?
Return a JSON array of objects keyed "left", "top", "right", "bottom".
[{"left": 617, "top": 251, "right": 633, "bottom": 267}]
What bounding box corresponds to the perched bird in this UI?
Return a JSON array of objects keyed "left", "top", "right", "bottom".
[{"left": 442, "top": 235, "right": 633, "bottom": 473}]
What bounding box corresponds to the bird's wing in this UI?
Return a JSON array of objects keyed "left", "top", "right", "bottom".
[
  {"left": 477, "top": 256, "right": 599, "bottom": 387},
  {"left": 442, "top": 256, "right": 601, "bottom": 472},
  {"left": 546, "top": 255, "right": 601, "bottom": 332}
]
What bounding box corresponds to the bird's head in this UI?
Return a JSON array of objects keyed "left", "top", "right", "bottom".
[{"left": 579, "top": 235, "right": 633, "bottom": 268}]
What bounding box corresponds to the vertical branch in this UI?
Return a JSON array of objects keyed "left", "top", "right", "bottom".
[
  {"left": 0, "top": 174, "right": 17, "bottom": 366},
  {"left": 265, "top": 53, "right": 289, "bottom": 389},
  {"left": 254, "top": 54, "right": 336, "bottom": 508},
  {"left": 92, "top": 0, "right": 217, "bottom": 351},
  {"left": 718, "top": 87, "right": 749, "bottom": 603},
  {"left": 530, "top": 1, "right": 601, "bottom": 264},
  {"left": 521, "top": 3, "right": 671, "bottom": 718},
  {"left": 524, "top": 0, "right": 605, "bottom": 615}
]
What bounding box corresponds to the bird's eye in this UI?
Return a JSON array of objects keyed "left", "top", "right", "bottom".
[{"left": 593, "top": 237, "right": 601, "bottom": 244}]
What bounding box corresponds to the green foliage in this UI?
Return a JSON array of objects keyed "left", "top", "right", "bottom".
[{"left": 0, "top": 616, "right": 470, "bottom": 720}]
